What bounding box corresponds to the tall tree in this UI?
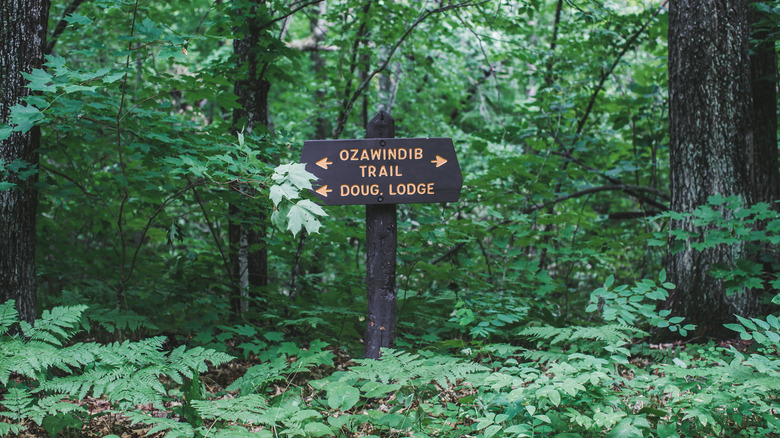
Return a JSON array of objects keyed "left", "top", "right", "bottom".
[
  {"left": 230, "top": 0, "right": 272, "bottom": 315},
  {"left": 0, "top": 0, "right": 51, "bottom": 324},
  {"left": 667, "top": 0, "right": 761, "bottom": 338},
  {"left": 748, "top": 4, "right": 780, "bottom": 205}
]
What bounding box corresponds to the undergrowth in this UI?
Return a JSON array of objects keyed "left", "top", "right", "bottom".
[
  {"left": 2, "top": 288, "right": 779, "bottom": 437},
  {"left": 3, "top": 198, "right": 780, "bottom": 437}
]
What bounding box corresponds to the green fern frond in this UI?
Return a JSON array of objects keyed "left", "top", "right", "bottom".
[
  {"left": 227, "top": 357, "right": 289, "bottom": 394},
  {"left": 347, "top": 349, "right": 489, "bottom": 388},
  {"left": 192, "top": 394, "right": 269, "bottom": 424},
  {"left": 521, "top": 349, "right": 568, "bottom": 364},
  {"left": 0, "top": 387, "right": 35, "bottom": 421},
  {"left": 21, "top": 305, "right": 88, "bottom": 346},
  {"left": 519, "top": 324, "right": 646, "bottom": 352},
  {"left": 570, "top": 324, "right": 646, "bottom": 345},
  {"left": 517, "top": 326, "right": 573, "bottom": 344},
  {"left": 0, "top": 422, "right": 24, "bottom": 435},
  {"left": 0, "top": 300, "right": 18, "bottom": 335},
  {"left": 123, "top": 410, "right": 195, "bottom": 438}
]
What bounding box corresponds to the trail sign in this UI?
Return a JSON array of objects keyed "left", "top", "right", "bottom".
[{"left": 300, "top": 137, "right": 462, "bottom": 205}]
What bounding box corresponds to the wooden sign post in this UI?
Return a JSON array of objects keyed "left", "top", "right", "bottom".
[
  {"left": 364, "top": 111, "right": 397, "bottom": 359},
  {"left": 300, "top": 111, "right": 462, "bottom": 358}
]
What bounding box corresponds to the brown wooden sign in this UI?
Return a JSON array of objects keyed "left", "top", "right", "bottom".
[{"left": 300, "top": 137, "right": 462, "bottom": 205}]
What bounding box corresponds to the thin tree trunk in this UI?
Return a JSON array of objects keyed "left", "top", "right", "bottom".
[
  {"left": 0, "top": 0, "right": 51, "bottom": 324},
  {"left": 667, "top": 0, "right": 759, "bottom": 338},
  {"left": 230, "top": 0, "right": 271, "bottom": 316}
]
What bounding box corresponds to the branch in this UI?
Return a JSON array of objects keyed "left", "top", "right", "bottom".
[
  {"left": 432, "top": 183, "right": 668, "bottom": 265},
  {"left": 545, "top": 130, "right": 669, "bottom": 211},
  {"left": 39, "top": 164, "right": 98, "bottom": 199},
  {"left": 189, "top": 180, "right": 234, "bottom": 286},
  {"left": 124, "top": 179, "right": 206, "bottom": 284},
  {"left": 526, "top": 184, "right": 669, "bottom": 214},
  {"left": 333, "top": 0, "right": 490, "bottom": 138},
  {"left": 259, "top": 0, "right": 327, "bottom": 32},
  {"left": 575, "top": 1, "right": 667, "bottom": 135},
  {"left": 47, "top": 0, "right": 87, "bottom": 54}
]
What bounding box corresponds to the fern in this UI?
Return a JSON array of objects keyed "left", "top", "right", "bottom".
[
  {"left": 0, "top": 301, "right": 18, "bottom": 335},
  {"left": 20, "top": 305, "right": 88, "bottom": 346},
  {"left": 227, "top": 342, "right": 332, "bottom": 394},
  {"left": 86, "top": 306, "right": 158, "bottom": 335},
  {"left": 191, "top": 394, "right": 269, "bottom": 424},
  {"left": 521, "top": 349, "right": 569, "bottom": 364},
  {"left": 0, "top": 387, "right": 35, "bottom": 421},
  {"left": 0, "top": 422, "right": 24, "bottom": 435},
  {"left": 0, "top": 302, "right": 235, "bottom": 433},
  {"left": 123, "top": 410, "right": 195, "bottom": 438},
  {"left": 40, "top": 337, "right": 233, "bottom": 408},
  {"left": 0, "top": 303, "right": 98, "bottom": 385},
  {"left": 346, "top": 349, "right": 489, "bottom": 388},
  {"left": 518, "top": 324, "right": 643, "bottom": 356},
  {"left": 226, "top": 356, "right": 291, "bottom": 394}
]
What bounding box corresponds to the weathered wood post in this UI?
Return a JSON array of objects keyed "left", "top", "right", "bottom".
[{"left": 364, "top": 111, "right": 396, "bottom": 359}]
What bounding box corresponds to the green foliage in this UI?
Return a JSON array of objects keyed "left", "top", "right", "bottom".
[
  {"left": 3, "top": 0, "right": 780, "bottom": 436},
  {"left": 653, "top": 196, "right": 780, "bottom": 296},
  {"left": 586, "top": 271, "right": 695, "bottom": 335},
  {"left": 0, "top": 301, "right": 233, "bottom": 434}
]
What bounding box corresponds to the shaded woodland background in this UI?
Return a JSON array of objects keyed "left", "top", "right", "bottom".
[{"left": 1, "top": 0, "right": 779, "bottom": 436}]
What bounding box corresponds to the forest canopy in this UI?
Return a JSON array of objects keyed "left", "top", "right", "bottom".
[{"left": 1, "top": 0, "right": 779, "bottom": 436}]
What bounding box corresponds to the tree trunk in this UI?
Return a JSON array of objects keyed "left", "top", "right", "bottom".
[
  {"left": 748, "top": 4, "right": 780, "bottom": 205},
  {"left": 230, "top": 0, "right": 271, "bottom": 315},
  {"left": 0, "top": 0, "right": 51, "bottom": 324},
  {"left": 667, "top": 0, "right": 760, "bottom": 338}
]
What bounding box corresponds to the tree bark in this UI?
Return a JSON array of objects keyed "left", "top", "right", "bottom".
[
  {"left": 748, "top": 4, "right": 780, "bottom": 205},
  {"left": 230, "top": 0, "right": 271, "bottom": 315},
  {"left": 667, "top": 0, "right": 760, "bottom": 338},
  {"left": 0, "top": 0, "right": 51, "bottom": 324}
]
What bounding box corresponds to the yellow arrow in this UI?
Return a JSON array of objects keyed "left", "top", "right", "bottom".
[
  {"left": 315, "top": 185, "right": 332, "bottom": 197},
  {"left": 316, "top": 157, "right": 333, "bottom": 169},
  {"left": 431, "top": 155, "right": 448, "bottom": 168}
]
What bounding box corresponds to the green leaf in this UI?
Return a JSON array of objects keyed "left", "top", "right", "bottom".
[
  {"left": 22, "top": 69, "right": 56, "bottom": 92},
  {"left": 286, "top": 200, "right": 327, "bottom": 237},
  {"left": 724, "top": 323, "right": 746, "bottom": 333},
  {"left": 269, "top": 182, "right": 299, "bottom": 206},
  {"left": 484, "top": 424, "right": 502, "bottom": 438},
  {"left": 0, "top": 125, "right": 11, "bottom": 141},
  {"left": 9, "top": 104, "right": 44, "bottom": 133},
  {"left": 735, "top": 315, "right": 757, "bottom": 331},
  {"left": 102, "top": 71, "right": 126, "bottom": 84},
  {"left": 327, "top": 384, "right": 360, "bottom": 411},
  {"left": 607, "top": 418, "right": 643, "bottom": 438},
  {"left": 64, "top": 13, "right": 93, "bottom": 25},
  {"left": 304, "top": 422, "right": 334, "bottom": 437}
]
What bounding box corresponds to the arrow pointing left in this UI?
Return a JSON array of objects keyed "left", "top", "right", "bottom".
[
  {"left": 315, "top": 185, "right": 332, "bottom": 197},
  {"left": 316, "top": 157, "right": 333, "bottom": 169}
]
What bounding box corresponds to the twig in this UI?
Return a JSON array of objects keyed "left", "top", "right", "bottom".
[
  {"left": 333, "top": 0, "right": 490, "bottom": 138},
  {"left": 115, "top": 0, "right": 140, "bottom": 308},
  {"left": 47, "top": 0, "right": 87, "bottom": 54},
  {"left": 432, "top": 183, "right": 668, "bottom": 265},
  {"left": 189, "top": 180, "right": 234, "bottom": 285}
]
